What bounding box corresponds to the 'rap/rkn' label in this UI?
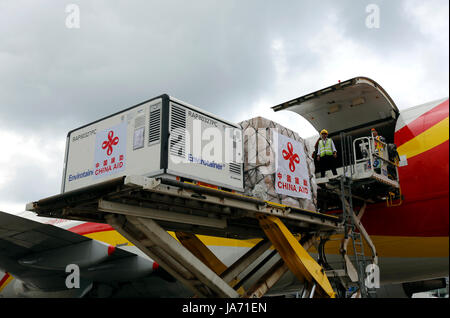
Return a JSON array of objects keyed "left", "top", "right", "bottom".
[
  {"left": 72, "top": 129, "right": 96, "bottom": 142},
  {"left": 188, "top": 110, "right": 218, "bottom": 127}
]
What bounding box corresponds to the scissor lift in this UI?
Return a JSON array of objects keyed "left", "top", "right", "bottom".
[{"left": 27, "top": 175, "right": 342, "bottom": 298}]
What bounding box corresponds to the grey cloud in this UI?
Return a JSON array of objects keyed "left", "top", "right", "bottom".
[
  {"left": 0, "top": 1, "right": 448, "bottom": 133},
  {"left": 0, "top": 159, "right": 61, "bottom": 204},
  {"left": 0, "top": 0, "right": 448, "bottom": 213},
  {"left": 0, "top": 0, "right": 395, "bottom": 133},
  {"left": 1, "top": 0, "right": 277, "bottom": 133}
]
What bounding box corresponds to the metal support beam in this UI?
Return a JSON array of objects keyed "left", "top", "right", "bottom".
[
  {"left": 175, "top": 232, "right": 227, "bottom": 275},
  {"left": 244, "top": 235, "right": 317, "bottom": 298},
  {"left": 220, "top": 239, "right": 272, "bottom": 284},
  {"left": 258, "top": 214, "right": 336, "bottom": 298},
  {"left": 123, "top": 176, "right": 340, "bottom": 229},
  {"left": 106, "top": 214, "right": 239, "bottom": 298},
  {"left": 233, "top": 250, "right": 278, "bottom": 291},
  {"left": 301, "top": 282, "right": 309, "bottom": 298},
  {"left": 309, "top": 283, "right": 317, "bottom": 298},
  {"left": 99, "top": 199, "right": 226, "bottom": 229},
  {"left": 245, "top": 258, "right": 288, "bottom": 298},
  {"left": 350, "top": 203, "right": 378, "bottom": 265}
]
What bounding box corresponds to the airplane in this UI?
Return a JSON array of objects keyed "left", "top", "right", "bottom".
[{"left": 0, "top": 77, "right": 448, "bottom": 298}]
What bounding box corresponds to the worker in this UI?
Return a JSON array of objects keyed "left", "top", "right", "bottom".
[
  {"left": 371, "top": 128, "right": 386, "bottom": 158},
  {"left": 371, "top": 128, "right": 385, "bottom": 150},
  {"left": 371, "top": 128, "right": 386, "bottom": 174},
  {"left": 316, "top": 129, "right": 338, "bottom": 178}
]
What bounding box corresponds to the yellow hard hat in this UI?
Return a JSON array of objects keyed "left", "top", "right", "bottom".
[{"left": 320, "top": 129, "right": 328, "bottom": 135}]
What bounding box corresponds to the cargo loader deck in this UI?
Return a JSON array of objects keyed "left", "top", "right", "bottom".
[
  {"left": 28, "top": 175, "right": 340, "bottom": 239},
  {"left": 27, "top": 175, "right": 342, "bottom": 298}
]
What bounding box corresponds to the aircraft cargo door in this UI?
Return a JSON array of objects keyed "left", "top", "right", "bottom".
[{"left": 271, "top": 77, "right": 399, "bottom": 138}]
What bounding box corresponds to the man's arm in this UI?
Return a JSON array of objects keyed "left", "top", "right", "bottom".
[
  {"left": 331, "top": 139, "right": 337, "bottom": 152},
  {"left": 316, "top": 139, "right": 322, "bottom": 160},
  {"left": 331, "top": 139, "right": 337, "bottom": 157},
  {"left": 312, "top": 138, "right": 320, "bottom": 159}
]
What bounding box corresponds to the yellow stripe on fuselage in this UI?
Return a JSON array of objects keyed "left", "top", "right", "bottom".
[
  {"left": 84, "top": 230, "right": 263, "bottom": 250},
  {"left": 85, "top": 230, "right": 448, "bottom": 259},
  {"left": 321, "top": 235, "right": 448, "bottom": 258},
  {"left": 397, "top": 116, "right": 449, "bottom": 159}
]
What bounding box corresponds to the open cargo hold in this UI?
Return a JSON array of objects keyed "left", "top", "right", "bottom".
[
  {"left": 62, "top": 94, "right": 244, "bottom": 193},
  {"left": 239, "top": 117, "right": 317, "bottom": 212},
  {"left": 271, "top": 77, "right": 400, "bottom": 167},
  {"left": 271, "top": 77, "right": 402, "bottom": 206}
]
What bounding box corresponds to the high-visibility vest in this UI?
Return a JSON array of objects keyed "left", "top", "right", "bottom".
[
  {"left": 319, "top": 139, "right": 333, "bottom": 157},
  {"left": 374, "top": 136, "right": 384, "bottom": 150}
]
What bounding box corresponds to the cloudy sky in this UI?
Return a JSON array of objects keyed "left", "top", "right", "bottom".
[{"left": 0, "top": 0, "right": 448, "bottom": 213}]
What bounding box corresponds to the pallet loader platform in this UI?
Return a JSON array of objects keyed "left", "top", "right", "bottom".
[{"left": 27, "top": 175, "right": 341, "bottom": 298}]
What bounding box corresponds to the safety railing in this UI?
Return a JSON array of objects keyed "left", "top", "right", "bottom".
[{"left": 352, "top": 136, "right": 399, "bottom": 183}]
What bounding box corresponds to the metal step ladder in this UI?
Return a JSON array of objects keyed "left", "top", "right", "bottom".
[
  {"left": 351, "top": 231, "right": 369, "bottom": 297},
  {"left": 328, "top": 133, "right": 379, "bottom": 298}
]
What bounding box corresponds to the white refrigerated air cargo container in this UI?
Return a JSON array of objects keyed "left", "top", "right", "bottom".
[{"left": 62, "top": 94, "right": 244, "bottom": 193}]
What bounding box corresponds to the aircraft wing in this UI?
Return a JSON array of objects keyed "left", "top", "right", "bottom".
[{"left": 0, "top": 211, "right": 143, "bottom": 296}]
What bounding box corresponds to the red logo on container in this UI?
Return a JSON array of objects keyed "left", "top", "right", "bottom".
[
  {"left": 102, "top": 131, "right": 119, "bottom": 156},
  {"left": 282, "top": 142, "right": 300, "bottom": 172}
]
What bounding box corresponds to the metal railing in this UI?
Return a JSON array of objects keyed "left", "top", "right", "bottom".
[{"left": 352, "top": 136, "right": 399, "bottom": 182}]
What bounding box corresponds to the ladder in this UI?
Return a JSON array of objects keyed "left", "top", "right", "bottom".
[
  {"left": 338, "top": 133, "right": 377, "bottom": 298},
  {"left": 351, "top": 231, "right": 369, "bottom": 297}
]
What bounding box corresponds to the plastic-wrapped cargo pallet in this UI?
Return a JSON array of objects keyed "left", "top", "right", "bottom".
[{"left": 238, "top": 117, "right": 317, "bottom": 212}]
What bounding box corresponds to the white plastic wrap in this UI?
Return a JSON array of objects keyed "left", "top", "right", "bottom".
[{"left": 238, "top": 117, "right": 317, "bottom": 212}]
